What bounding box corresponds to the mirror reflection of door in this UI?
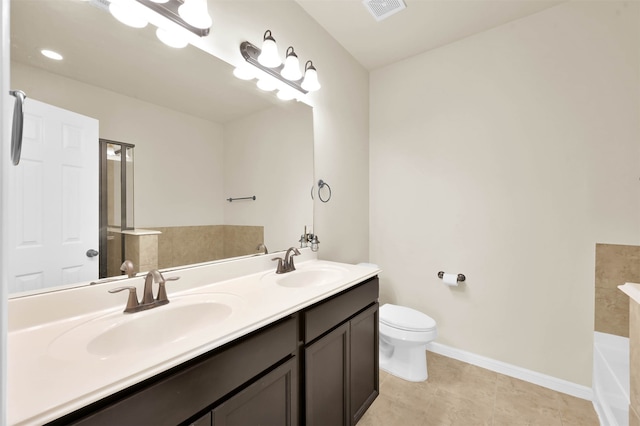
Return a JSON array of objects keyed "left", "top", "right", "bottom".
[
  {"left": 99, "top": 139, "right": 135, "bottom": 279},
  {"left": 8, "top": 98, "right": 99, "bottom": 293}
]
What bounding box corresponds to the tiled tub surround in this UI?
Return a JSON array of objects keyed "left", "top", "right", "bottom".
[
  {"left": 153, "top": 225, "right": 264, "bottom": 269},
  {"left": 7, "top": 250, "right": 379, "bottom": 425},
  {"left": 619, "top": 283, "right": 640, "bottom": 426},
  {"left": 595, "top": 243, "right": 640, "bottom": 337}
]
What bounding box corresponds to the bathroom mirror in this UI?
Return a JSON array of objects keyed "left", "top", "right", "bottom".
[{"left": 8, "top": 0, "right": 314, "bottom": 295}]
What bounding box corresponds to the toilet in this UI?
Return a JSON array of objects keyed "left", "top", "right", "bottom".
[{"left": 379, "top": 303, "right": 437, "bottom": 382}]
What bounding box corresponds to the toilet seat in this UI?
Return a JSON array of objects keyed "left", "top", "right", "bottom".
[{"left": 380, "top": 304, "right": 436, "bottom": 332}]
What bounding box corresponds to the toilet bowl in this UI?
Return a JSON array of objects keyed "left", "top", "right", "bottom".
[{"left": 379, "top": 303, "right": 437, "bottom": 382}]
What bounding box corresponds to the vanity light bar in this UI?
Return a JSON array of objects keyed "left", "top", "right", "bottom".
[
  {"left": 240, "top": 41, "right": 309, "bottom": 95},
  {"left": 135, "top": 0, "right": 210, "bottom": 37}
]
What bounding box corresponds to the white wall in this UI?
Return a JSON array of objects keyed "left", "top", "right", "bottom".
[
  {"left": 194, "top": 0, "right": 371, "bottom": 264},
  {"left": 223, "top": 102, "right": 314, "bottom": 252},
  {"left": 1, "top": 0, "right": 9, "bottom": 421},
  {"left": 370, "top": 1, "right": 640, "bottom": 386},
  {"left": 11, "top": 62, "right": 225, "bottom": 227}
]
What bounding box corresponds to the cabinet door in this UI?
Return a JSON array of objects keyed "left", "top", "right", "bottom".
[
  {"left": 305, "top": 322, "right": 350, "bottom": 426},
  {"left": 212, "top": 357, "right": 297, "bottom": 426},
  {"left": 350, "top": 303, "right": 379, "bottom": 425},
  {"left": 189, "top": 412, "right": 212, "bottom": 426}
]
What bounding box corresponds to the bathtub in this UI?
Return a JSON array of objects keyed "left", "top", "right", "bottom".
[{"left": 593, "top": 331, "right": 629, "bottom": 426}]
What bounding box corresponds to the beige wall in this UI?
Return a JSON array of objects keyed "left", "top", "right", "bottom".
[
  {"left": 370, "top": 1, "right": 640, "bottom": 386},
  {"left": 193, "top": 0, "right": 371, "bottom": 264},
  {"left": 223, "top": 102, "right": 313, "bottom": 253},
  {"left": 11, "top": 62, "right": 226, "bottom": 227}
]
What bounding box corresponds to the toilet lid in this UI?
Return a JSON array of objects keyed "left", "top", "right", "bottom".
[{"left": 379, "top": 304, "right": 436, "bottom": 332}]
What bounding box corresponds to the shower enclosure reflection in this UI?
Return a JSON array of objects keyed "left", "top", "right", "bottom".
[{"left": 99, "top": 139, "right": 135, "bottom": 278}]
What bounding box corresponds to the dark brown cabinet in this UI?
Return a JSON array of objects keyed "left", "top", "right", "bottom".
[
  {"left": 212, "top": 357, "right": 297, "bottom": 426},
  {"left": 304, "top": 277, "right": 379, "bottom": 426},
  {"left": 47, "top": 276, "right": 378, "bottom": 426},
  {"left": 305, "top": 322, "right": 350, "bottom": 425}
]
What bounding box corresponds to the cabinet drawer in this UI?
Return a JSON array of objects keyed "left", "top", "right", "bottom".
[
  {"left": 58, "top": 316, "right": 298, "bottom": 426},
  {"left": 304, "top": 277, "right": 378, "bottom": 343}
]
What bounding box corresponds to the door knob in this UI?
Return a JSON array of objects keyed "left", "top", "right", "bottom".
[{"left": 86, "top": 249, "right": 99, "bottom": 258}]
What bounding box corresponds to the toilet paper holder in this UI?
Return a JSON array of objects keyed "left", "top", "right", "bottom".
[{"left": 437, "top": 271, "right": 466, "bottom": 282}]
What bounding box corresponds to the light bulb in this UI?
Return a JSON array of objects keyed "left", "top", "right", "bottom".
[
  {"left": 109, "top": 0, "right": 148, "bottom": 29},
  {"left": 301, "top": 61, "right": 321, "bottom": 92},
  {"left": 257, "top": 78, "right": 277, "bottom": 92},
  {"left": 281, "top": 46, "right": 302, "bottom": 81},
  {"left": 233, "top": 65, "right": 256, "bottom": 81},
  {"left": 257, "top": 30, "right": 281, "bottom": 68},
  {"left": 156, "top": 27, "right": 188, "bottom": 48},
  {"left": 277, "top": 87, "right": 297, "bottom": 101},
  {"left": 178, "top": 0, "right": 212, "bottom": 30}
]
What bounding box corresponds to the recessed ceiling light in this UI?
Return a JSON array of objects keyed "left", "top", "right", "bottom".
[{"left": 40, "top": 49, "right": 63, "bottom": 60}]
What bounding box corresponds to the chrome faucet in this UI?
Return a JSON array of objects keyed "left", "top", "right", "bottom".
[
  {"left": 109, "top": 269, "right": 180, "bottom": 313},
  {"left": 272, "top": 247, "right": 301, "bottom": 274}
]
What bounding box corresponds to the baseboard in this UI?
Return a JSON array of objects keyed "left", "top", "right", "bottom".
[{"left": 426, "top": 342, "right": 594, "bottom": 401}]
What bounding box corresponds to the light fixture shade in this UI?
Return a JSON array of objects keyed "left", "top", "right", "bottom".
[
  {"left": 257, "top": 78, "right": 278, "bottom": 92},
  {"left": 109, "top": 0, "right": 148, "bottom": 29},
  {"left": 281, "top": 46, "right": 302, "bottom": 81},
  {"left": 301, "top": 61, "right": 321, "bottom": 92},
  {"left": 233, "top": 65, "right": 257, "bottom": 81},
  {"left": 257, "top": 30, "right": 281, "bottom": 68},
  {"left": 178, "top": 0, "right": 213, "bottom": 30},
  {"left": 149, "top": 0, "right": 170, "bottom": 3},
  {"left": 156, "top": 27, "right": 188, "bottom": 48}
]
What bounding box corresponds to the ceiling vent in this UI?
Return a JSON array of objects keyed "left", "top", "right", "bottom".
[{"left": 362, "top": 0, "right": 407, "bottom": 22}]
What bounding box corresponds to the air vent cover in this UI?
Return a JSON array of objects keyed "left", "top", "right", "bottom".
[{"left": 362, "top": 0, "right": 407, "bottom": 22}]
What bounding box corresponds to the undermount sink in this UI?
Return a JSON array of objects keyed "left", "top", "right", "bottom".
[
  {"left": 48, "top": 293, "right": 243, "bottom": 361},
  {"left": 275, "top": 264, "right": 349, "bottom": 288}
]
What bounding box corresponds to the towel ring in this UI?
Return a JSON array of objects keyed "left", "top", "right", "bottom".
[
  {"left": 311, "top": 179, "right": 332, "bottom": 203},
  {"left": 317, "top": 179, "right": 331, "bottom": 203}
]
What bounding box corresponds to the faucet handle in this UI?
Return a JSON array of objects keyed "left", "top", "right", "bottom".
[
  {"left": 156, "top": 276, "right": 180, "bottom": 305},
  {"left": 272, "top": 257, "right": 286, "bottom": 274},
  {"left": 109, "top": 286, "right": 140, "bottom": 313},
  {"left": 287, "top": 247, "right": 301, "bottom": 272}
]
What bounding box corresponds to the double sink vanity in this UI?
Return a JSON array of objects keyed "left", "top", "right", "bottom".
[{"left": 8, "top": 250, "right": 380, "bottom": 425}]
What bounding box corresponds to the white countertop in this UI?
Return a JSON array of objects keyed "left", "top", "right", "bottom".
[
  {"left": 619, "top": 282, "right": 640, "bottom": 304},
  {"left": 8, "top": 253, "right": 380, "bottom": 425}
]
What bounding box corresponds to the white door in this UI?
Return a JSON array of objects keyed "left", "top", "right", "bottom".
[{"left": 8, "top": 98, "right": 99, "bottom": 293}]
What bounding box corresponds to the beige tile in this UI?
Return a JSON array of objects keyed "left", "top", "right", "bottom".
[
  {"left": 223, "top": 225, "right": 264, "bottom": 258},
  {"left": 595, "top": 243, "right": 640, "bottom": 290},
  {"left": 423, "top": 388, "right": 494, "bottom": 426},
  {"left": 427, "top": 352, "right": 497, "bottom": 406},
  {"left": 123, "top": 235, "right": 140, "bottom": 266},
  {"left": 594, "top": 286, "right": 630, "bottom": 337},
  {"left": 380, "top": 373, "right": 436, "bottom": 410},
  {"left": 557, "top": 393, "right": 600, "bottom": 426},
  {"left": 362, "top": 354, "right": 599, "bottom": 426},
  {"left": 494, "top": 375, "right": 563, "bottom": 426},
  {"left": 631, "top": 299, "right": 640, "bottom": 415},
  {"left": 358, "top": 394, "right": 428, "bottom": 426},
  {"left": 137, "top": 235, "right": 158, "bottom": 268}
]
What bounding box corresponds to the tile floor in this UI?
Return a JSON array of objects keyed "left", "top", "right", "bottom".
[{"left": 359, "top": 352, "right": 600, "bottom": 426}]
